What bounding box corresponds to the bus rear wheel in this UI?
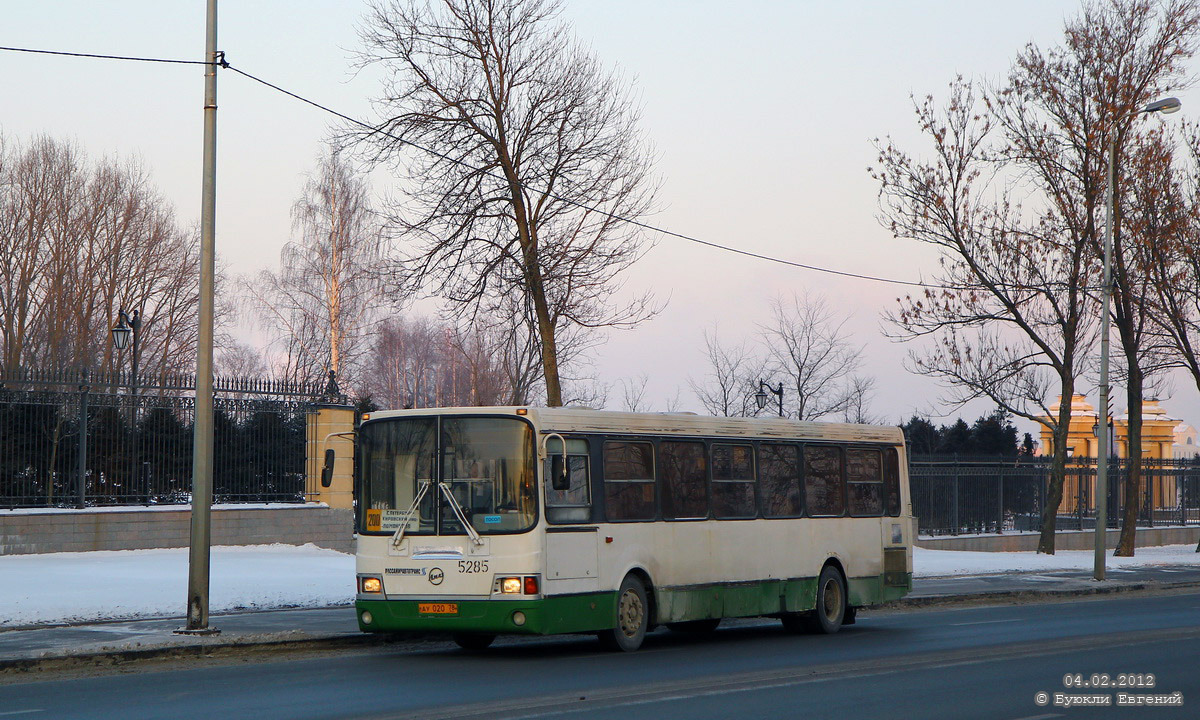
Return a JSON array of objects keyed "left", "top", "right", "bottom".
[
  {"left": 453, "top": 632, "right": 496, "bottom": 651},
  {"left": 781, "top": 565, "right": 846, "bottom": 635},
  {"left": 599, "top": 574, "right": 649, "bottom": 652}
]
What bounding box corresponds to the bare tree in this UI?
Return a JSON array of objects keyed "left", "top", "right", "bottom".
[
  {"left": 762, "top": 293, "right": 870, "bottom": 421},
  {"left": 873, "top": 0, "right": 1200, "bottom": 553},
  {"left": 688, "top": 329, "right": 763, "bottom": 418},
  {"left": 840, "top": 375, "right": 879, "bottom": 425},
  {"left": 355, "top": 0, "right": 659, "bottom": 406},
  {"left": 1057, "top": 0, "right": 1200, "bottom": 557},
  {"left": 874, "top": 76, "right": 1095, "bottom": 554},
  {"left": 245, "top": 150, "right": 385, "bottom": 389},
  {"left": 0, "top": 134, "right": 200, "bottom": 378},
  {"left": 216, "top": 340, "right": 269, "bottom": 378},
  {"left": 619, "top": 374, "right": 650, "bottom": 413}
]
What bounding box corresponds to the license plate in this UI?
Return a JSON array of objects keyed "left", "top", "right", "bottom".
[{"left": 418, "top": 603, "right": 458, "bottom": 614}]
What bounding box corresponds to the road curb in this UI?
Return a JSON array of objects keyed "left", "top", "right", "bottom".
[
  {"left": 890, "top": 579, "right": 1200, "bottom": 608},
  {"left": 0, "top": 632, "right": 396, "bottom": 675}
]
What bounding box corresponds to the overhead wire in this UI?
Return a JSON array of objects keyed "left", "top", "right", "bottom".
[
  {"left": 224, "top": 64, "right": 942, "bottom": 289},
  {"left": 2, "top": 43, "right": 1085, "bottom": 294}
]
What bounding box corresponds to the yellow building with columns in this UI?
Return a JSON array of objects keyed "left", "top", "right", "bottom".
[
  {"left": 1038, "top": 395, "right": 1180, "bottom": 461},
  {"left": 1038, "top": 395, "right": 1184, "bottom": 513}
]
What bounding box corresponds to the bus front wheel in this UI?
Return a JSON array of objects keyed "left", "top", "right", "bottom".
[{"left": 599, "top": 574, "right": 649, "bottom": 652}]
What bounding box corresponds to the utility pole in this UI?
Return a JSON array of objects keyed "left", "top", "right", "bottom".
[{"left": 179, "top": 0, "right": 220, "bottom": 635}]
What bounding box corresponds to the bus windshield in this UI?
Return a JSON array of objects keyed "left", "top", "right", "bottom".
[{"left": 359, "top": 416, "right": 537, "bottom": 536}]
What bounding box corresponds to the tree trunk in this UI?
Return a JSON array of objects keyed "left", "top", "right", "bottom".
[
  {"left": 1037, "top": 385, "right": 1074, "bottom": 554},
  {"left": 1115, "top": 367, "right": 1144, "bottom": 556}
]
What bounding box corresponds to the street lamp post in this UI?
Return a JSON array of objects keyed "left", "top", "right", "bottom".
[
  {"left": 1096, "top": 96, "right": 1181, "bottom": 582},
  {"left": 756, "top": 379, "right": 784, "bottom": 418},
  {"left": 111, "top": 308, "right": 142, "bottom": 406}
]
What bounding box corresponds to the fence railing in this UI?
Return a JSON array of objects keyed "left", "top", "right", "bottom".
[
  {"left": 0, "top": 368, "right": 346, "bottom": 509},
  {"left": 910, "top": 455, "right": 1200, "bottom": 536}
]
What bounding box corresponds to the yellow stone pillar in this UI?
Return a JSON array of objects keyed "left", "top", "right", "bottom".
[{"left": 307, "top": 404, "right": 356, "bottom": 509}]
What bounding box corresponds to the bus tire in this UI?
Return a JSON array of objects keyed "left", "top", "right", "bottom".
[
  {"left": 666, "top": 618, "right": 720, "bottom": 633},
  {"left": 453, "top": 632, "right": 496, "bottom": 651},
  {"left": 598, "top": 574, "right": 649, "bottom": 652},
  {"left": 805, "top": 565, "right": 846, "bottom": 634}
]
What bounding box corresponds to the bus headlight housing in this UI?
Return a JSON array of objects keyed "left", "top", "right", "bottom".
[
  {"left": 494, "top": 575, "right": 540, "bottom": 595},
  {"left": 359, "top": 575, "right": 383, "bottom": 594}
]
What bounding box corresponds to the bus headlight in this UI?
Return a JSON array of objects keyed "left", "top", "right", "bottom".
[
  {"left": 361, "top": 611, "right": 374, "bottom": 625},
  {"left": 512, "top": 611, "right": 526, "bottom": 626},
  {"left": 501, "top": 577, "right": 522, "bottom": 594},
  {"left": 360, "top": 575, "right": 383, "bottom": 594}
]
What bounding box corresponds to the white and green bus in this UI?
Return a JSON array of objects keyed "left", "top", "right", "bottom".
[{"left": 349, "top": 406, "right": 913, "bottom": 651}]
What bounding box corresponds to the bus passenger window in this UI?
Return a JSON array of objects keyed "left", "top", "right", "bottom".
[
  {"left": 846, "top": 448, "right": 883, "bottom": 517},
  {"left": 603, "top": 441, "right": 655, "bottom": 521},
  {"left": 712, "top": 444, "right": 756, "bottom": 518},
  {"left": 546, "top": 438, "right": 590, "bottom": 524},
  {"left": 760, "top": 444, "right": 802, "bottom": 518},
  {"left": 884, "top": 447, "right": 902, "bottom": 516},
  {"left": 804, "top": 445, "right": 844, "bottom": 517},
  {"left": 659, "top": 441, "right": 708, "bottom": 519}
]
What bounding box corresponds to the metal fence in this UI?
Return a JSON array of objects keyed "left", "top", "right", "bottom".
[
  {"left": 0, "top": 368, "right": 344, "bottom": 509},
  {"left": 910, "top": 455, "right": 1200, "bottom": 536}
]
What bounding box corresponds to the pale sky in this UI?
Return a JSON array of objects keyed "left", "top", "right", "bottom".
[{"left": 7, "top": 0, "right": 1198, "bottom": 431}]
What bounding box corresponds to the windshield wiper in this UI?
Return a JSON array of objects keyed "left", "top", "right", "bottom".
[
  {"left": 439, "top": 482, "right": 484, "bottom": 546},
  {"left": 391, "top": 480, "right": 432, "bottom": 549}
]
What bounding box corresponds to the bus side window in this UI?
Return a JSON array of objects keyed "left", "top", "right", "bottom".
[
  {"left": 546, "top": 439, "right": 590, "bottom": 524},
  {"left": 846, "top": 448, "right": 883, "bottom": 517},
  {"left": 603, "top": 441, "right": 656, "bottom": 521},
  {"left": 760, "top": 443, "right": 802, "bottom": 518},
  {"left": 804, "top": 445, "right": 845, "bottom": 517},
  {"left": 659, "top": 440, "right": 708, "bottom": 520},
  {"left": 883, "top": 447, "right": 902, "bottom": 516},
  {"left": 712, "top": 443, "right": 756, "bottom": 518}
]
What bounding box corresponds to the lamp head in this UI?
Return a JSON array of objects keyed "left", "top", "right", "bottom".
[
  {"left": 111, "top": 312, "right": 132, "bottom": 350},
  {"left": 1144, "top": 97, "right": 1182, "bottom": 115}
]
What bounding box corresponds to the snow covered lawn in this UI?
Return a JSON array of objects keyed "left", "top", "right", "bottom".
[
  {"left": 0, "top": 544, "right": 354, "bottom": 628},
  {"left": 915, "top": 543, "right": 1200, "bottom": 577}
]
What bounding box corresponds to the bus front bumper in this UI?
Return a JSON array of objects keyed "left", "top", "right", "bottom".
[{"left": 356, "top": 594, "right": 614, "bottom": 635}]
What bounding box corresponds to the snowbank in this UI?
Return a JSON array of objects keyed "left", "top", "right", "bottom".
[
  {"left": 0, "top": 543, "right": 354, "bottom": 627},
  {"left": 916, "top": 543, "right": 1200, "bottom": 577}
]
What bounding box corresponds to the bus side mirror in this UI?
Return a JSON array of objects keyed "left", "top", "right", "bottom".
[
  {"left": 551, "top": 455, "right": 570, "bottom": 491},
  {"left": 321, "top": 448, "right": 335, "bottom": 488}
]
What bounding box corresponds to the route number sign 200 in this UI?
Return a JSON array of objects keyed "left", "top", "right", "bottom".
[{"left": 458, "top": 560, "right": 488, "bottom": 573}]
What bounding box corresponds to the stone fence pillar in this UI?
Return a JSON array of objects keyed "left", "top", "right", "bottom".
[{"left": 307, "top": 403, "right": 356, "bottom": 509}]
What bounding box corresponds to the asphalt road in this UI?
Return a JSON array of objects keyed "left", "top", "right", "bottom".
[{"left": 2, "top": 590, "right": 1198, "bottom": 720}]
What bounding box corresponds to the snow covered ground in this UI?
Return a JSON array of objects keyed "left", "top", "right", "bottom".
[
  {"left": 0, "top": 542, "right": 1197, "bottom": 627},
  {"left": 915, "top": 543, "right": 1199, "bottom": 577},
  {"left": 0, "top": 544, "right": 355, "bottom": 628}
]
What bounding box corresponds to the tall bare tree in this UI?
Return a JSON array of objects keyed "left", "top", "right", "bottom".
[
  {"left": 245, "top": 150, "right": 385, "bottom": 388},
  {"left": 873, "top": 0, "right": 1200, "bottom": 553},
  {"left": 0, "top": 134, "right": 200, "bottom": 378},
  {"left": 355, "top": 0, "right": 659, "bottom": 406},
  {"left": 1068, "top": 0, "right": 1199, "bottom": 556},
  {"left": 874, "top": 76, "right": 1096, "bottom": 554}
]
